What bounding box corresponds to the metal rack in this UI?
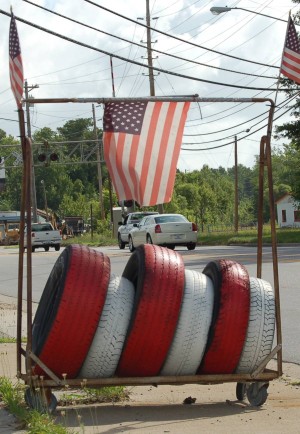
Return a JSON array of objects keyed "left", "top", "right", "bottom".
[{"left": 16, "top": 96, "right": 282, "bottom": 409}]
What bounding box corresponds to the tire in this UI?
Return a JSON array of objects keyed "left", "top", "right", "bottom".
[
  {"left": 198, "top": 259, "right": 250, "bottom": 374},
  {"left": 31, "top": 247, "right": 35, "bottom": 253},
  {"left": 146, "top": 234, "right": 153, "bottom": 244},
  {"left": 161, "top": 270, "right": 214, "bottom": 376},
  {"left": 187, "top": 243, "right": 196, "bottom": 251},
  {"left": 79, "top": 275, "right": 134, "bottom": 378},
  {"left": 118, "top": 234, "right": 126, "bottom": 250},
  {"left": 54, "top": 245, "right": 60, "bottom": 251},
  {"left": 25, "top": 387, "right": 57, "bottom": 414},
  {"left": 31, "top": 244, "right": 110, "bottom": 378},
  {"left": 44, "top": 246, "right": 49, "bottom": 252},
  {"left": 235, "top": 278, "right": 275, "bottom": 374},
  {"left": 247, "top": 383, "right": 269, "bottom": 406},
  {"left": 236, "top": 382, "right": 247, "bottom": 401},
  {"left": 167, "top": 244, "right": 175, "bottom": 250},
  {"left": 117, "top": 244, "right": 185, "bottom": 377},
  {"left": 128, "top": 235, "right": 135, "bottom": 252}
]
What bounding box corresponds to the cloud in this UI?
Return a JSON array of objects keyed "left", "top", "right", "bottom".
[{"left": 0, "top": 0, "right": 296, "bottom": 170}]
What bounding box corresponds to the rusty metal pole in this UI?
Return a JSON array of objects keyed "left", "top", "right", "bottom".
[
  {"left": 256, "top": 136, "right": 267, "bottom": 279},
  {"left": 25, "top": 137, "right": 33, "bottom": 375},
  {"left": 16, "top": 108, "right": 27, "bottom": 376}
]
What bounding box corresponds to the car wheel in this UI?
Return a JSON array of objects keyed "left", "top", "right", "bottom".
[
  {"left": 118, "top": 234, "right": 126, "bottom": 250},
  {"left": 54, "top": 245, "right": 60, "bottom": 251},
  {"left": 117, "top": 244, "right": 185, "bottom": 377},
  {"left": 146, "top": 234, "right": 153, "bottom": 244},
  {"left": 31, "top": 247, "right": 35, "bottom": 253},
  {"left": 167, "top": 244, "right": 175, "bottom": 250},
  {"left": 128, "top": 236, "right": 135, "bottom": 252},
  {"left": 187, "top": 243, "right": 196, "bottom": 250},
  {"left": 161, "top": 269, "right": 214, "bottom": 376},
  {"left": 80, "top": 275, "right": 134, "bottom": 378},
  {"left": 31, "top": 244, "right": 110, "bottom": 378},
  {"left": 198, "top": 259, "right": 250, "bottom": 374},
  {"left": 44, "top": 246, "right": 49, "bottom": 252},
  {"left": 235, "top": 277, "right": 275, "bottom": 374}
]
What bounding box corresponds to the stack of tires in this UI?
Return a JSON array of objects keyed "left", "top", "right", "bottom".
[{"left": 30, "top": 244, "right": 275, "bottom": 380}]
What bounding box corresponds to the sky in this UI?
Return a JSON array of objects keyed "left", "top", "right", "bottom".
[{"left": 0, "top": 0, "right": 298, "bottom": 172}]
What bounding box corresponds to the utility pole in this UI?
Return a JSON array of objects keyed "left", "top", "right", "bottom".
[
  {"left": 92, "top": 104, "right": 105, "bottom": 220},
  {"left": 234, "top": 135, "right": 239, "bottom": 232},
  {"left": 24, "top": 80, "right": 39, "bottom": 222},
  {"left": 145, "top": 0, "right": 164, "bottom": 213}
]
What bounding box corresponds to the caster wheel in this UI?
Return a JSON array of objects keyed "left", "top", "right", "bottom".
[
  {"left": 246, "top": 383, "right": 269, "bottom": 406},
  {"left": 236, "top": 382, "right": 247, "bottom": 401},
  {"left": 25, "top": 388, "right": 58, "bottom": 414}
]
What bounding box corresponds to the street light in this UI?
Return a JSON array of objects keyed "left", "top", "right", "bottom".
[{"left": 210, "top": 6, "right": 287, "bottom": 23}]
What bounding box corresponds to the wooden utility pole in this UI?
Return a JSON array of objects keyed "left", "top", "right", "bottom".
[
  {"left": 234, "top": 135, "right": 239, "bottom": 232},
  {"left": 92, "top": 104, "right": 105, "bottom": 220},
  {"left": 145, "top": 0, "right": 163, "bottom": 213}
]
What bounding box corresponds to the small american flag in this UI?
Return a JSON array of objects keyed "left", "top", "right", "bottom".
[
  {"left": 9, "top": 13, "right": 24, "bottom": 108},
  {"left": 280, "top": 16, "right": 300, "bottom": 85},
  {"left": 103, "top": 100, "right": 190, "bottom": 207}
]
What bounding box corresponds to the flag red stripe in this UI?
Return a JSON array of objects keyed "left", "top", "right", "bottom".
[
  {"left": 103, "top": 132, "right": 120, "bottom": 198},
  {"left": 128, "top": 135, "right": 140, "bottom": 203},
  {"left": 163, "top": 103, "right": 190, "bottom": 203},
  {"left": 139, "top": 102, "right": 162, "bottom": 205},
  {"left": 115, "top": 134, "right": 132, "bottom": 200},
  {"left": 281, "top": 58, "right": 300, "bottom": 76},
  {"left": 149, "top": 103, "right": 176, "bottom": 205}
]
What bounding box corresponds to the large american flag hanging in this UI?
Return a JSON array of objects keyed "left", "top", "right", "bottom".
[
  {"left": 103, "top": 100, "right": 190, "bottom": 207},
  {"left": 9, "top": 13, "right": 24, "bottom": 108},
  {"left": 280, "top": 16, "right": 300, "bottom": 85}
]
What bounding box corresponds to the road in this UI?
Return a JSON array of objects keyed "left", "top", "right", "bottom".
[{"left": 0, "top": 244, "right": 299, "bottom": 364}]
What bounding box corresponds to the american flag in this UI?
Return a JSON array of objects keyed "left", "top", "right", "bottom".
[
  {"left": 280, "top": 16, "right": 300, "bottom": 85},
  {"left": 9, "top": 13, "right": 24, "bottom": 108},
  {"left": 103, "top": 100, "right": 190, "bottom": 207}
]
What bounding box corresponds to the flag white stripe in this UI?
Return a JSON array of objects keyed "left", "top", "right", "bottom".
[
  {"left": 156, "top": 103, "right": 185, "bottom": 204},
  {"left": 142, "top": 102, "right": 170, "bottom": 205},
  {"left": 135, "top": 102, "right": 155, "bottom": 204},
  {"left": 121, "top": 135, "right": 135, "bottom": 199},
  {"left": 284, "top": 47, "right": 300, "bottom": 61},
  {"left": 281, "top": 64, "right": 300, "bottom": 80},
  {"left": 108, "top": 133, "right": 126, "bottom": 200}
]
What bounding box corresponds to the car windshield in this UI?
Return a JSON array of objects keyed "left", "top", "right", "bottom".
[{"left": 154, "top": 215, "right": 187, "bottom": 224}]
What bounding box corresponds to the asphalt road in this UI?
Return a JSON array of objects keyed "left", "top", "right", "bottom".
[{"left": 0, "top": 244, "right": 299, "bottom": 364}]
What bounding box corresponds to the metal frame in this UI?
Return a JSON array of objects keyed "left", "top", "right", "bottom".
[{"left": 16, "top": 96, "right": 282, "bottom": 393}]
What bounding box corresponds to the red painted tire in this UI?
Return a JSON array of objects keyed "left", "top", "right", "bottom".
[
  {"left": 197, "top": 259, "right": 250, "bottom": 374},
  {"left": 31, "top": 244, "right": 110, "bottom": 378},
  {"left": 116, "top": 244, "right": 185, "bottom": 377}
]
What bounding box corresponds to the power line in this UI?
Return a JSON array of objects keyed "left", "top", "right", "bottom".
[
  {"left": 0, "top": 9, "right": 291, "bottom": 92},
  {"left": 82, "top": 0, "right": 279, "bottom": 69},
  {"left": 21, "top": 0, "right": 276, "bottom": 80}
]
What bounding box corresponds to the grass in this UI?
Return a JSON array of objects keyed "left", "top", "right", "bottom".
[
  {"left": 0, "top": 373, "right": 128, "bottom": 433},
  {"left": 0, "top": 377, "right": 69, "bottom": 433},
  {"left": 199, "top": 227, "right": 300, "bottom": 246},
  {"left": 60, "top": 227, "right": 300, "bottom": 249}
]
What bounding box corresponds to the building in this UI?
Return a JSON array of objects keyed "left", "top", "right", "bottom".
[{"left": 276, "top": 194, "right": 300, "bottom": 228}]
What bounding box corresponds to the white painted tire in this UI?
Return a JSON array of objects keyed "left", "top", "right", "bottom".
[
  {"left": 161, "top": 270, "right": 214, "bottom": 376},
  {"left": 79, "top": 275, "right": 134, "bottom": 378},
  {"left": 236, "top": 277, "right": 275, "bottom": 374}
]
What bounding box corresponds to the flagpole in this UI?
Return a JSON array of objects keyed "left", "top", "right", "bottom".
[{"left": 272, "top": 11, "right": 291, "bottom": 132}]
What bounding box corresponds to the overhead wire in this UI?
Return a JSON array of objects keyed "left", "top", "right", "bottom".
[
  {"left": 0, "top": 8, "right": 287, "bottom": 92},
  {"left": 20, "top": 0, "right": 276, "bottom": 80}
]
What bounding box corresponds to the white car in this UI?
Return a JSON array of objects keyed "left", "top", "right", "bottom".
[{"left": 128, "top": 213, "right": 198, "bottom": 252}]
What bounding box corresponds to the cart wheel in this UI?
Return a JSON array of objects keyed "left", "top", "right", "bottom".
[
  {"left": 25, "top": 387, "right": 58, "bottom": 414},
  {"left": 246, "top": 382, "right": 269, "bottom": 406},
  {"left": 236, "top": 382, "right": 247, "bottom": 401}
]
